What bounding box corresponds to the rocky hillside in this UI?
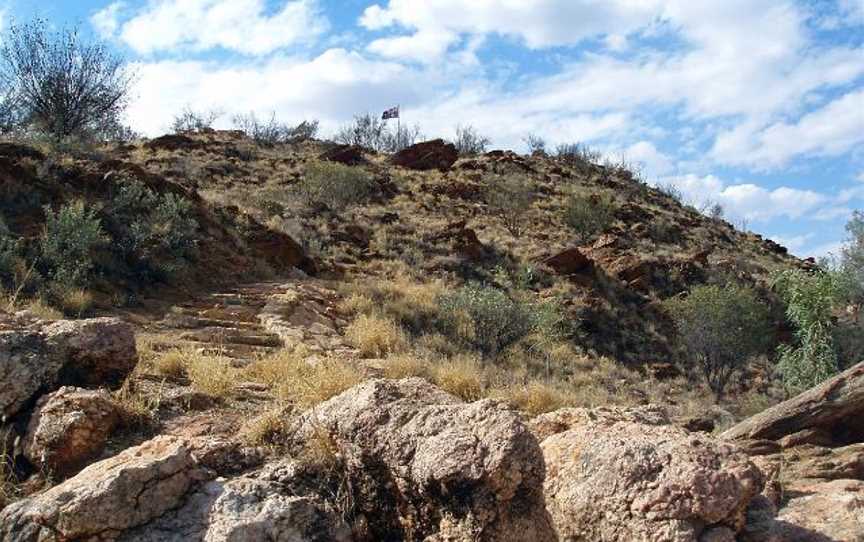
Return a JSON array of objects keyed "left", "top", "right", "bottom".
[{"left": 3, "top": 131, "right": 860, "bottom": 541}]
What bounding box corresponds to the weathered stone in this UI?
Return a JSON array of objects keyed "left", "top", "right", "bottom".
[
  {"left": 319, "top": 144, "right": 367, "bottom": 166},
  {"left": 542, "top": 412, "right": 763, "bottom": 541},
  {"left": 0, "top": 436, "right": 207, "bottom": 541},
  {"left": 391, "top": 139, "right": 458, "bottom": 171},
  {"left": 289, "top": 378, "right": 555, "bottom": 541},
  {"left": 0, "top": 328, "right": 65, "bottom": 418},
  {"left": 542, "top": 247, "right": 594, "bottom": 276},
  {"left": 23, "top": 386, "right": 120, "bottom": 477},
  {"left": 45, "top": 317, "right": 138, "bottom": 388},
  {"left": 528, "top": 404, "right": 670, "bottom": 442}
]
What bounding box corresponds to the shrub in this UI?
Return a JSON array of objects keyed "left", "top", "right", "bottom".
[
  {"left": 665, "top": 283, "right": 771, "bottom": 397},
  {"left": 453, "top": 124, "right": 491, "bottom": 155},
  {"left": 773, "top": 269, "right": 846, "bottom": 392},
  {"left": 296, "top": 161, "right": 376, "bottom": 210},
  {"left": 334, "top": 113, "right": 388, "bottom": 151},
  {"left": 0, "top": 217, "right": 20, "bottom": 287},
  {"left": 171, "top": 105, "right": 221, "bottom": 133},
  {"left": 523, "top": 133, "right": 547, "bottom": 154},
  {"left": 656, "top": 183, "right": 684, "bottom": 203},
  {"left": 0, "top": 18, "right": 134, "bottom": 139},
  {"left": 841, "top": 210, "right": 864, "bottom": 303},
  {"left": 232, "top": 112, "right": 319, "bottom": 146},
  {"left": 437, "top": 283, "right": 535, "bottom": 357},
  {"left": 555, "top": 143, "right": 601, "bottom": 166},
  {"left": 40, "top": 201, "right": 105, "bottom": 287},
  {"left": 109, "top": 179, "right": 198, "bottom": 277},
  {"left": 485, "top": 175, "right": 534, "bottom": 236},
  {"left": 563, "top": 192, "right": 616, "bottom": 241}
]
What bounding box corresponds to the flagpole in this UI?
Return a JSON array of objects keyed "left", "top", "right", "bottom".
[{"left": 397, "top": 104, "right": 401, "bottom": 147}]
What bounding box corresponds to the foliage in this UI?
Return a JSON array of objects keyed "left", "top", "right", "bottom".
[
  {"left": 109, "top": 179, "right": 198, "bottom": 278},
  {"left": 656, "top": 183, "right": 684, "bottom": 203},
  {"left": 665, "top": 283, "right": 771, "bottom": 397},
  {"left": 452, "top": 124, "right": 491, "bottom": 155},
  {"left": 841, "top": 210, "right": 864, "bottom": 303},
  {"left": 523, "top": 133, "right": 547, "bottom": 154},
  {"left": 231, "top": 111, "right": 319, "bottom": 146},
  {"left": 0, "top": 18, "right": 134, "bottom": 139},
  {"left": 555, "top": 142, "right": 601, "bottom": 166},
  {"left": 296, "top": 161, "right": 376, "bottom": 210},
  {"left": 437, "top": 283, "right": 536, "bottom": 357},
  {"left": 334, "top": 112, "right": 420, "bottom": 152},
  {"left": 773, "top": 269, "right": 846, "bottom": 392},
  {"left": 170, "top": 105, "right": 221, "bottom": 133},
  {"left": 485, "top": 175, "right": 534, "bottom": 236},
  {"left": 0, "top": 215, "right": 19, "bottom": 286},
  {"left": 40, "top": 201, "right": 105, "bottom": 287},
  {"left": 563, "top": 192, "right": 616, "bottom": 241}
]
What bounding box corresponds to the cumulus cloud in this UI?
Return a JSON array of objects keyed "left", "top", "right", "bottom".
[{"left": 93, "top": 0, "right": 329, "bottom": 55}]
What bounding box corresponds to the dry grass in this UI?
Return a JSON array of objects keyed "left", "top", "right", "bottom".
[
  {"left": 240, "top": 405, "right": 291, "bottom": 448},
  {"left": 345, "top": 313, "right": 407, "bottom": 358},
  {"left": 145, "top": 347, "right": 237, "bottom": 398},
  {"left": 245, "top": 347, "right": 365, "bottom": 409},
  {"left": 339, "top": 268, "right": 445, "bottom": 332},
  {"left": 149, "top": 349, "right": 188, "bottom": 379},
  {"left": 491, "top": 381, "right": 574, "bottom": 416},
  {"left": 380, "top": 353, "right": 432, "bottom": 380},
  {"left": 430, "top": 355, "right": 485, "bottom": 401},
  {"left": 111, "top": 382, "right": 158, "bottom": 430},
  {"left": 57, "top": 288, "right": 93, "bottom": 317}
]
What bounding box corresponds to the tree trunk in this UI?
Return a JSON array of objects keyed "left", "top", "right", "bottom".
[{"left": 721, "top": 361, "right": 864, "bottom": 444}]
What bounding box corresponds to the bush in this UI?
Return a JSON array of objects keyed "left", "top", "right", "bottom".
[
  {"left": 665, "top": 284, "right": 771, "bottom": 397},
  {"left": 109, "top": 179, "right": 198, "bottom": 278},
  {"left": 296, "top": 162, "right": 376, "bottom": 210},
  {"left": 563, "top": 192, "right": 616, "bottom": 241},
  {"left": 437, "top": 283, "right": 535, "bottom": 357},
  {"left": 0, "top": 216, "right": 20, "bottom": 287},
  {"left": 232, "top": 112, "right": 319, "bottom": 146},
  {"left": 556, "top": 143, "right": 601, "bottom": 166},
  {"left": 40, "top": 201, "right": 105, "bottom": 287},
  {"left": 656, "top": 183, "right": 684, "bottom": 203},
  {"left": 453, "top": 124, "right": 491, "bottom": 155},
  {"left": 485, "top": 175, "right": 534, "bottom": 236},
  {"left": 773, "top": 269, "right": 846, "bottom": 392},
  {"left": 841, "top": 210, "right": 864, "bottom": 303},
  {"left": 171, "top": 105, "right": 221, "bottom": 133},
  {"left": 0, "top": 18, "right": 134, "bottom": 139},
  {"left": 523, "top": 134, "right": 547, "bottom": 154},
  {"left": 334, "top": 113, "right": 387, "bottom": 151}
]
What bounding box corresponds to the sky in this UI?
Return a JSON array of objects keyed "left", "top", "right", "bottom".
[{"left": 6, "top": 0, "right": 864, "bottom": 259}]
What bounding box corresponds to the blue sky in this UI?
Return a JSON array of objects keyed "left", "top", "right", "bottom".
[{"left": 7, "top": 0, "right": 864, "bottom": 258}]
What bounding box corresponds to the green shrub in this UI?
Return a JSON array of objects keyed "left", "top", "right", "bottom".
[
  {"left": 0, "top": 216, "right": 19, "bottom": 286},
  {"left": 110, "top": 179, "right": 198, "bottom": 278},
  {"left": 437, "top": 283, "right": 536, "bottom": 357},
  {"left": 665, "top": 283, "right": 771, "bottom": 397},
  {"left": 563, "top": 192, "right": 616, "bottom": 241},
  {"left": 773, "top": 269, "right": 846, "bottom": 392},
  {"left": 485, "top": 175, "right": 534, "bottom": 236},
  {"left": 40, "top": 201, "right": 105, "bottom": 287},
  {"left": 296, "top": 162, "right": 375, "bottom": 210},
  {"left": 841, "top": 210, "right": 864, "bottom": 303}
]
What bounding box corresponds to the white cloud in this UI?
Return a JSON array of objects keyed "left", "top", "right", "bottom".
[
  {"left": 620, "top": 141, "right": 674, "bottom": 176},
  {"left": 769, "top": 233, "right": 814, "bottom": 252},
  {"left": 712, "top": 90, "right": 864, "bottom": 168},
  {"left": 96, "top": 0, "right": 328, "bottom": 55}
]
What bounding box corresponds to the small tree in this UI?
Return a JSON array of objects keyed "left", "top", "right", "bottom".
[
  {"left": 40, "top": 201, "right": 105, "bottom": 287},
  {"left": 232, "top": 112, "right": 319, "bottom": 146},
  {"left": 665, "top": 284, "right": 771, "bottom": 397},
  {"left": 453, "top": 124, "right": 491, "bottom": 155},
  {"left": 171, "top": 106, "right": 221, "bottom": 133},
  {"left": 523, "top": 133, "right": 546, "bottom": 155},
  {"left": 486, "top": 175, "right": 534, "bottom": 237},
  {"left": 0, "top": 18, "right": 134, "bottom": 139},
  {"left": 773, "top": 269, "right": 846, "bottom": 392},
  {"left": 563, "top": 192, "right": 616, "bottom": 242},
  {"left": 334, "top": 113, "right": 388, "bottom": 151}
]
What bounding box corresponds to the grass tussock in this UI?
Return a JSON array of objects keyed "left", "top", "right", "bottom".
[
  {"left": 345, "top": 313, "right": 407, "bottom": 358},
  {"left": 430, "top": 355, "right": 485, "bottom": 401},
  {"left": 240, "top": 406, "right": 291, "bottom": 448},
  {"left": 244, "top": 347, "right": 364, "bottom": 409},
  {"left": 145, "top": 346, "right": 237, "bottom": 398},
  {"left": 57, "top": 288, "right": 94, "bottom": 317}
]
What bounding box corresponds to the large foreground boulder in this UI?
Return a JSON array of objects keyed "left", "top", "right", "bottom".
[
  {"left": 22, "top": 386, "right": 120, "bottom": 478},
  {"left": 541, "top": 408, "right": 763, "bottom": 542},
  {"left": 391, "top": 139, "right": 458, "bottom": 171},
  {"left": 0, "top": 317, "right": 137, "bottom": 418},
  {"left": 0, "top": 436, "right": 206, "bottom": 541},
  {"left": 288, "top": 378, "right": 555, "bottom": 541}
]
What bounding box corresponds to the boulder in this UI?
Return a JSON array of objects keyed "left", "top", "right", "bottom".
[
  {"left": 120, "top": 477, "right": 351, "bottom": 542},
  {"left": 288, "top": 378, "right": 555, "bottom": 541},
  {"left": 145, "top": 134, "right": 202, "bottom": 152},
  {"left": 528, "top": 404, "right": 670, "bottom": 442},
  {"left": 0, "top": 328, "right": 66, "bottom": 418},
  {"left": 45, "top": 317, "right": 138, "bottom": 388},
  {"left": 0, "top": 436, "right": 207, "bottom": 541},
  {"left": 542, "top": 247, "right": 594, "bottom": 276},
  {"left": 391, "top": 139, "right": 458, "bottom": 171},
  {"left": 541, "top": 411, "right": 763, "bottom": 541},
  {"left": 319, "top": 144, "right": 368, "bottom": 166},
  {"left": 22, "top": 386, "right": 120, "bottom": 477}
]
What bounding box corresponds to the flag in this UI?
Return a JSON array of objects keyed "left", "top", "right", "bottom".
[{"left": 382, "top": 106, "right": 399, "bottom": 120}]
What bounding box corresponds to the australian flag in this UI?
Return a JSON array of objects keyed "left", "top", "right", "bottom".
[{"left": 382, "top": 106, "right": 399, "bottom": 120}]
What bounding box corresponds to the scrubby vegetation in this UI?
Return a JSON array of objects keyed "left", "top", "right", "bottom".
[
  {"left": 295, "top": 161, "right": 376, "bottom": 210},
  {"left": 452, "top": 124, "right": 491, "bottom": 155},
  {"left": 563, "top": 192, "right": 616, "bottom": 241}
]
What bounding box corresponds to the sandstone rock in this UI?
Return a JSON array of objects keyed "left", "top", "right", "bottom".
[
  {"left": 44, "top": 317, "right": 138, "bottom": 388},
  {"left": 528, "top": 404, "right": 670, "bottom": 442},
  {"left": 0, "top": 436, "right": 207, "bottom": 541},
  {"left": 22, "top": 386, "right": 120, "bottom": 477},
  {"left": 542, "top": 413, "right": 763, "bottom": 541},
  {"left": 391, "top": 139, "right": 458, "bottom": 171},
  {"left": 121, "top": 477, "right": 351, "bottom": 542},
  {"left": 319, "top": 144, "right": 368, "bottom": 166},
  {"left": 0, "top": 328, "right": 65, "bottom": 418},
  {"left": 289, "top": 378, "right": 555, "bottom": 541},
  {"left": 542, "top": 247, "right": 594, "bottom": 276},
  {"left": 145, "top": 134, "right": 202, "bottom": 152}
]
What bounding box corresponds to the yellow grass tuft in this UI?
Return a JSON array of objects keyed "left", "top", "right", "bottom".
[
  {"left": 147, "top": 347, "right": 237, "bottom": 398},
  {"left": 240, "top": 406, "right": 291, "bottom": 448},
  {"left": 345, "top": 313, "right": 407, "bottom": 358},
  {"left": 492, "top": 381, "right": 573, "bottom": 416},
  {"left": 431, "top": 355, "right": 485, "bottom": 401},
  {"left": 381, "top": 353, "right": 431, "bottom": 380},
  {"left": 58, "top": 288, "right": 94, "bottom": 317}
]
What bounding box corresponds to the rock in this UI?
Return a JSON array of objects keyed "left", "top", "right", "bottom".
[
  {"left": 22, "top": 386, "right": 120, "bottom": 477},
  {"left": 430, "top": 220, "right": 486, "bottom": 260},
  {"left": 0, "top": 436, "right": 208, "bottom": 541},
  {"left": 541, "top": 411, "right": 763, "bottom": 541},
  {"left": 0, "top": 328, "right": 65, "bottom": 418},
  {"left": 391, "top": 139, "right": 458, "bottom": 171},
  {"left": 289, "top": 378, "right": 555, "bottom": 541},
  {"left": 45, "top": 317, "right": 138, "bottom": 388},
  {"left": 0, "top": 142, "right": 46, "bottom": 161},
  {"left": 542, "top": 247, "right": 594, "bottom": 276},
  {"left": 682, "top": 414, "right": 716, "bottom": 433},
  {"left": 742, "top": 479, "right": 864, "bottom": 541},
  {"left": 145, "top": 134, "right": 202, "bottom": 152},
  {"left": 319, "top": 144, "right": 368, "bottom": 166},
  {"left": 528, "top": 404, "right": 670, "bottom": 442},
  {"left": 121, "top": 477, "right": 351, "bottom": 542},
  {"left": 721, "top": 361, "right": 864, "bottom": 445}
]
